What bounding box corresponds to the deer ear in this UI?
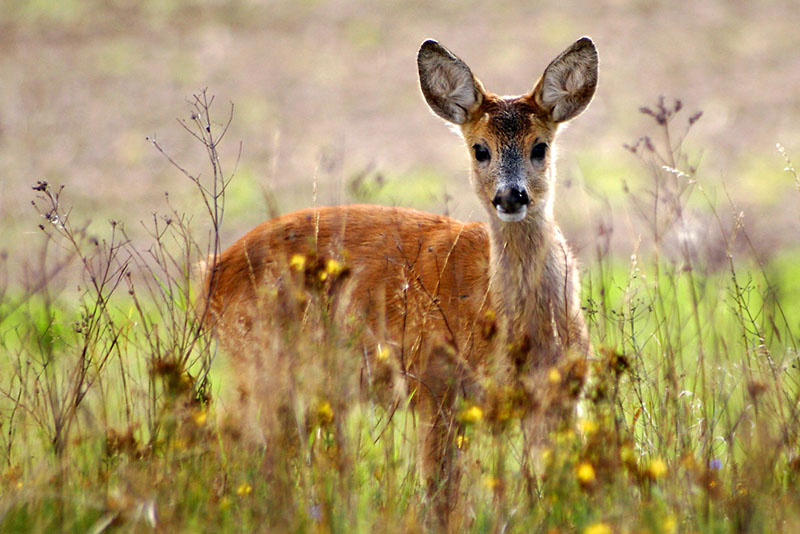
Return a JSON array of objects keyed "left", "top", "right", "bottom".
[
  {"left": 531, "top": 37, "right": 598, "bottom": 123},
  {"left": 418, "top": 40, "right": 485, "bottom": 125}
]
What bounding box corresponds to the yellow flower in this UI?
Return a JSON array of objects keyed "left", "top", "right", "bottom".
[
  {"left": 578, "top": 418, "right": 599, "bottom": 435},
  {"left": 317, "top": 400, "right": 334, "bottom": 426},
  {"left": 483, "top": 475, "right": 501, "bottom": 490},
  {"left": 456, "top": 435, "right": 468, "bottom": 449},
  {"left": 584, "top": 522, "right": 612, "bottom": 534},
  {"left": 192, "top": 410, "right": 208, "bottom": 427},
  {"left": 236, "top": 482, "right": 252, "bottom": 496},
  {"left": 647, "top": 457, "right": 668, "bottom": 480},
  {"left": 376, "top": 345, "right": 391, "bottom": 361},
  {"left": 325, "top": 258, "right": 344, "bottom": 276},
  {"left": 289, "top": 254, "right": 306, "bottom": 271},
  {"left": 662, "top": 516, "right": 677, "bottom": 534},
  {"left": 576, "top": 461, "right": 596, "bottom": 484},
  {"left": 548, "top": 367, "right": 562, "bottom": 384},
  {"left": 459, "top": 404, "right": 483, "bottom": 424}
]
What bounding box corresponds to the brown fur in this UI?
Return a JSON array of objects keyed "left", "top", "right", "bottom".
[
  {"left": 202, "top": 37, "right": 598, "bottom": 530},
  {"left": 206, "top": 205, "right": 492, "bottom": 361}
]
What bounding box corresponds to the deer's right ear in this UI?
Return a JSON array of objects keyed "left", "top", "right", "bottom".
[{"left": 417, "top": 40, "right": 484, "bottom": 125}]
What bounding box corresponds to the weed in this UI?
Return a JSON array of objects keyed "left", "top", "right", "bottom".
[{"left": 1, "top": 94, "right": 799, "bottom": 533}]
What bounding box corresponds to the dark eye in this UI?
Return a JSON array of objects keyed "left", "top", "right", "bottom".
[
  {"left": 531, "top": 142, "right": 548, "bottom": 161},
  {"left": 473, "top": 144, "right": 490, "bottom": 163}
]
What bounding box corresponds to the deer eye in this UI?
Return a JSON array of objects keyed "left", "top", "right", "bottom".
[
  {"left": 531, "top": 142, "right": 548, "bottom": 162},
  {"left": 473, "top": 144, "right": 490, "bottom": 163}
]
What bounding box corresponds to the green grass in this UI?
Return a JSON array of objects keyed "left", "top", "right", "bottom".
[
  {"left": 1, "top": 96, "right": 799, "bottom": 534},
  {"left": 348, "top": 166, "right": 449, "bottom": 208}
]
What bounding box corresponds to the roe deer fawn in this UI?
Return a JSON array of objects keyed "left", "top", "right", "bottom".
[{"left": 203, "top": 37, "right": 597, "bottom": 525}]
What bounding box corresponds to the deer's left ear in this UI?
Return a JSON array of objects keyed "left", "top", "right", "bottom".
[{"left": 530, "top": 37, "right": 598, "bottom": 123}]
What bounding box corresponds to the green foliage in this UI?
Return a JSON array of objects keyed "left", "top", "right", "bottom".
[{"left": 348, "top": 167, "right": 447, "bottom": 208}]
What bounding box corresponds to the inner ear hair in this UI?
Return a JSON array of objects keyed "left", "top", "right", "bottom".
[
  {"left": 533, "top": 37, "right": 598, "bottom": 123},
  {"left": 418, "top": 40, "right": 484, "bottom": 125}
]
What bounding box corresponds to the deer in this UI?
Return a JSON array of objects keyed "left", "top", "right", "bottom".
[{"left": 201, "top": 37, "right": 597, "bottom": 527}]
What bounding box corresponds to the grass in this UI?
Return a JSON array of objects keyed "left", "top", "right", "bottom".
[{"left": 1, "top": 94, "right": 799, "bottom": 534}]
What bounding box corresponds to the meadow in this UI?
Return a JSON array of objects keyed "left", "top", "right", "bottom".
[{"left": 2, "top": 1, "right": 800, "bottom": 532}]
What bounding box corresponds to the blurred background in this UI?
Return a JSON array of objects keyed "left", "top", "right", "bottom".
[{"left": 2, "top": 0, "right": 799, "bottom": 279}]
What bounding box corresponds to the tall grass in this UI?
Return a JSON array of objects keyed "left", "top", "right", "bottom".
[{"left": 0, "top": 94, "right": 798, "bottom": 533}]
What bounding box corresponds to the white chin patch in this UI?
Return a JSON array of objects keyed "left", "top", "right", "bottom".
[{"left": 495, "top": 205, "right": 527, "bottom": 222}]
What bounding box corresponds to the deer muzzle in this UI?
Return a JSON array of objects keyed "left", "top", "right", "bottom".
[{"left": 492, "top": 185, "right": 529, "bottom": 222}]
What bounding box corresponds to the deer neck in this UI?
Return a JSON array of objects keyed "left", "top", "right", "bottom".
[{"left": 486, "top": 201, "right": 555, "bottom": 339}]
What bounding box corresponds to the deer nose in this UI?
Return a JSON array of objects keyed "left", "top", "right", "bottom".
[{"left": 492, "top": 186, "right": 529, "bottom": 216}]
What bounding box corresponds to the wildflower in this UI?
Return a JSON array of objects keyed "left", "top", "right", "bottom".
[
  {"left": 308, "top": 503, "right": 322, "bottom": 522},
  {"left": 459, "top": 404, "right": 483, "bottom": 424},
  {"left": 317, "top": 400, "right": 334, "bottom": 426},
  {"left": 662, "top": 515, "right": 677, "bottom": 534},
  {"left": 325, "top": 258, "right": 344, "bottom": 277},
  {"left": 236, "top": 482, "right": 252, "bottom": 496},
  {"left": 578, "top": 418, "right": 599, "bottom": 435},
  {"left": 708, "top": 458, "right": 722, "bottom": 471},
  {"left": 456, "top": 435, "right": 468, "bottom": 449},
  {"left": 192, "top": 410, "right": 208, "bottom": 427},
  {"left": 647, "top": 457, "right": 668, "bottom": 480},
  {"left": 547, "top": 367, "right": 561, "bottom": 384},
  {"left": 483, "top": 475, "right": 501, "bottom": 490},
  {"left": 289, "top": 254, "right": 306, "bottom": 271},
  {"left": 376, "top": 345, "right": 391, "bottom": 361},
  {"left": 584, "top": 522, "right": 612, "bottom": 534},
  {"left": 576, "top": 461, "right": 596, "bottom": 485}
]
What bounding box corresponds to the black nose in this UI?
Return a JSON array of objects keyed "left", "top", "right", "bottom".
[{"left": 492, "top": 186, "right": 529, "bottom": 214}]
